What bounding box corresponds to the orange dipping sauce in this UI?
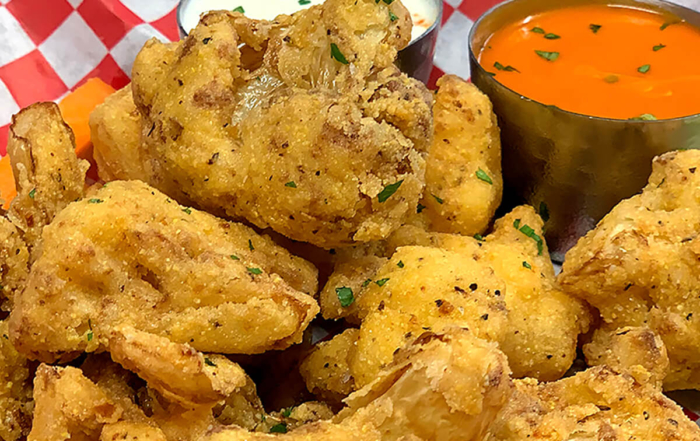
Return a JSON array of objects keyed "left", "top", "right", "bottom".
[{"left": 478, "top": 4, "right": 700, "bottom": 120}]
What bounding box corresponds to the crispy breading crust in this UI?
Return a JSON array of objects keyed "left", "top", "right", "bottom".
[
  {"left": 0, "top": 320, "right": 32, "bottom": 441},
  {"left": 559, "top": 150, "right": 700, "bottom": 390},
  {"left": 300, "top": 328, "right": 359, "bottom": 403},
  {"left": 0, "top": 217, "right": 28, "bottom": 310},
  {"left": 8, "top": 180, "right": 319, "bottom": 364}
]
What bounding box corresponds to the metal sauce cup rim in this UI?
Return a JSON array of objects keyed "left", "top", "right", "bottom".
[
  {"left": 468, "top": 0, "right": 700, "bottom": 124},
  {"left": 176, "top": 0, "right": 443, "bottom": 48}
]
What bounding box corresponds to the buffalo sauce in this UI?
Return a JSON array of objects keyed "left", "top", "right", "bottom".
[{"left": 478, "top": 4, "right": 700, "bottom": 120}]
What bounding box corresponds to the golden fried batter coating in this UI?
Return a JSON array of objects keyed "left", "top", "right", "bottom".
[
  {"left": 0, "top": 217, "right": 29, "bottom": 310},
  {"left": 421, "top": 75, "right": 502, "bottom": 236},
  {"left": 7, "top": 103, "right": 89, "bottom": 248},
  {"left": 89, "top": 86, "right": 148, "bottom": 182},
  {"left": 8, "top": 180, "right": 319, "bottom": 365},
  {"left": 559, "top": 150, "right": 700, "bottom": 390},
  {"left": 112, "top": 0, "right": 432, "bottom": 248},
  {"left": 300, "top": 328, "right": 359, "bottom": 403},
  {"left": 204, "top": 329, "right": 512, "bottom": 441},
  {"left": 0, "top": 320, "right": 32, "bottom": 441},
  {"left": 29, "top": 364, "right": 122, "bottom": 441},
  {"left": 484, "top": 365, "right": 700, "bottom": 441}
]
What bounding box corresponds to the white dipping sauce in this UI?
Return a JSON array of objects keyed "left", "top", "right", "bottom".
[{"left": 180, "top": 0, "right": 438, "bottom": 42}]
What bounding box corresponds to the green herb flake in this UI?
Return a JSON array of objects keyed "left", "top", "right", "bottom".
[
  {"left": 486, "top": 71, "right": 497, "bottom": 77},
  {"left": 518, "top": 224, "right": 544, "bottom": 255},
  {"left": 232, "top": 6, "right": 245, "bottom": 13},
  {"left": 660, "top": 21, "right": 681, "bottom": 31},
  {"left": 513, "top": 219, "right": 521, "bottom": 229},
  {"left": 362, "top": 278, "right": 372, "bottom": 287},
  {"left": 28, "top": 188, "right": 36, "bottom": 199},
  {"left": 539, "top": 201, "right": 550, "bottom": 222},
  {"left": 494, "top": 62, "right": 520, "bottom": 72},
  {"left": 247, "top": 267, "right": 263, "bottom": 275},
  {"left": 417, "top": 203, "right": 426, "bottom": 213},
  {"left": 544, "top": 33, "right": 560, "bottom": 39},
  {"left": 522, "top": 261, "right": 532, "bottom": 269},
  {"left": 270, "top": 423, "right": 288, "bottom": 434},
  {"left": 330, "top": 43, "right": 349, "bottom": 65},
  {"left": 282, "top": 407, "right": 294, "bottom": 418},
  {"left": 382, "top": 0, "right": 395, "bottom": 4},
  {"left": 378, "top": 180, "right": 404, "bottom": 203},
  {"left": 474, "top": 234, "right": 484, "bottom": 241},
  {"left": 182, "top": 207, "right": 192, "bottom": 215},
  {"left": 375, "top": 278, "right": 390, "bottom": 287},
  {"left": 535, "top": 50, "right": 559, "bottom": 61},
  {"left": 432, "top": 194, "right": 444, "bottom": 204},
  {"left": 230, "top": 255, "right": 240, "bottom": 260},
  {"left": 389, "top": 11, "right": 398, "bottom": 21},
  {"left": 629, "top": 113, "right": 657, "bottom": 121},
  {"left": 476, "top": 168, "right": 493, "bottom": 185},
  {"left": 88, "top": 198, "right": 103, "bottom": 204},
  {"left": 336, "top": 286, "right": 354, "bottom": 307},
  {"left": 397, "top": 260, "right": 405, "bottom": 268},
  {"left": 87, "top": 319, "right": 94, "bottom": 342},
  {"left": 204, "top": 357, "right": 217, "bottom": 367},
  {"left": 531, "top": 27, "right": 545, "bottom": 34},
  {"left": 589, "top": 24, "right": 602, "bottom": 33},
  {"left": 285, "top": 181, "right": 297, "bottom": 188},
  {"left": 248, "top": 239, "right": 254, "bottom": 251},
  {"left": 653, "top": 43, "right": 666, "bottom": 51},
  {"left": 299, "top": 0, "right": 311, "bottom": 4},
  {"left": 637, "top": 64, "right": 651, "bottom": 74}
]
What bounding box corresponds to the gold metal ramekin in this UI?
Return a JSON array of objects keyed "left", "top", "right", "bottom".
[{"left": 469, "top": 0, "right": 700, "bottom": 261}]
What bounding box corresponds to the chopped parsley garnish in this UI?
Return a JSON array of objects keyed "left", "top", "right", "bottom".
[
  {"left": 87, "top": 319, "right": 93, "bottom": 342},
  {"left": 247, "top": 267, "right": 263, "bottom": 275},
  {"left": 28, "top": 188, "right": 36, "bottom": 199},
  {"left": 270, "top": 423, "right": 288, "bottom": 434},
  {"left": 389, "top": 11, "right": 398, "bottom": 21},
  {"left": 362, "top": 279, "right": 372, "bottom": 287},
  {"left": 330, "top": 43, "right": 349, "bottom": 65},
  {"left": 637, "top": 64, "right": 651, "bottom": 74},
  {"left": 88, "top": 198, "right": 103, "bottom": 204},
  {"left": 653, "top": 44, "right": 666, "bottom": 51},
  {"left": 660, "top": 21, "right": 681, "bottom": 31},
  {"left": 248, "top": 239, "right": 254, "bottom": 251},
  {"left": 494, "top": 62, "right": 520, "bottom": 72},
  {"left": 539, "top": 201, "right": 550, "bottom": 222},
  {"left": 522, "top": 261, "right": 532, "bottom": 269},
  {"left": 397, "top": 260, "right": 404, "bottom": 268},
  {"left": 378, "top": 180, "right": 404, "bottom": 203},
  {"left": 299, "top": 0, "right": 311, "bottom": 4},
  {"left": 544, "top": 33, "right": 560, "bottom": 40},
  {"left": 285, "top": 181, "right": 297, "bottom": 188},
  {"left": 518, "top": 224, "right": 544, "bottom": 255},
  {"left": 474, "top": 234, "right": 484, "bottom": 241},
  {"left": 629, "top": 113, "right": 657, "bottom": 121},
  {"left": 417, "top": 203, "right": 426, "bottom": 213},
  {"left": 589, "top": 24, "right": 602, "bottom": 33},
  {"left": 513, "top": 218, "right": 521, "bottom": 229},
  {"left": 535, "top": 50, "right": 559, "bottom": 61},
  {"left": 182, "top": 207, "right": 192, "bottom": 215},
  {"left": 382, "top": 0, "right": 395, "bottom": 4},
  {"left": 531, "top": 27, "right": 545, "bottom": 34},
  {"left": 282, "top": 407, "right": 293, "bottom": 417},
  {"left": 375, "top": 278, "right": 390, "bottom": 286},
  {"left": 204, "top": 357, "right": 217, "bottom": 367},
  {"left": 476, "top": 168, "right": 493, "bottom": 185},
  {"left": 230, "top": 255, "right": 240, "bottom": 260},
  {"left": 232, "top": 6, "right": 245, "bottom": 13},
  {"left": 486, "top": 72, "right": 496, "bottom": 77},
  {"left": 432, "top": 194, "right": 444, "bottom": 204},
  {"left": 336, "top": 286, "right": 354, "bottom": 307},
  {"left": 603, "top": 74, "right": 619, "bottom": 84}
]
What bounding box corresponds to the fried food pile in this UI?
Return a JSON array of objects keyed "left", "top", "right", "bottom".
[{"left": 3, "top": 0, "right": 700, "bottom": 439}]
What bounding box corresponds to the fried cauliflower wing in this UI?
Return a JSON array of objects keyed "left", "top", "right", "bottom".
[
  {"left": 559, "top": 150, "right": 700, "bottom": 390},
  {"left": 8, "top": 180, "right": 319, "bottom": 366},
  {"left": 204, "top": 329, "right": 512, "bottom": 441},
  {"left": 0, "top": 320, "right": 32, "bottom": 441},
  {"left": 300, "top": 328, "right": 359, "bottom": 403},
  {"left": 97, "top": 0, "right": 432, "bottom": 249},
  {"left": 484, "top": 365, "right": 700, "bottom": 441},
  {"left": 420, "top": 75, "right": 502, "bottom": 236},
  {"left": 0, "top": 216, "right": 29, "bottom": 310},
  {"left": 7, "top": 103, "right": 89, "bottom": 248}
]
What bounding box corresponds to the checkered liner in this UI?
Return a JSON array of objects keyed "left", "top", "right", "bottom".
[{"left": 1, "top": 0, "right": 700, "bottom": 422}]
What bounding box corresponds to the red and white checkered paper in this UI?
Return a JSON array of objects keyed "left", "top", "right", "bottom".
[{"left": 1, "top": 0, "right": 700, "bottom": 422}]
